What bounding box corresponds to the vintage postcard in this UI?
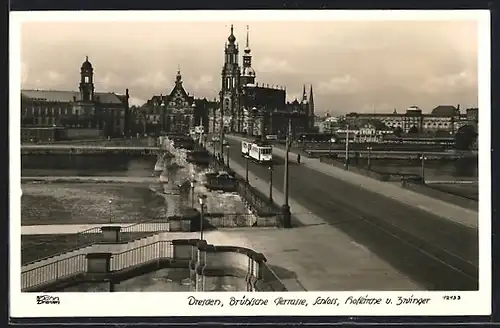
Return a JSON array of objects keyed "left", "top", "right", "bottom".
[{"left": 10, "top": 10, "right": 490, "bottom": 318}]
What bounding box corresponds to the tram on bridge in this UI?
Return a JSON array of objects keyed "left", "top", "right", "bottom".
[{"left": 241, "top": 140, "right": 273, "bottom": 164}]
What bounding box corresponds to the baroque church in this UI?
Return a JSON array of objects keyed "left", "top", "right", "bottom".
[
  {"left": 21, "top": 56, "right": 130, "bottom": 138},
  {"left": 217, "top": 25, "right": 315, "bottom": 137}
]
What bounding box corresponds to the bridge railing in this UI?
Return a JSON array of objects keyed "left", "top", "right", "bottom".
[
  {"left": 21, "top": 253, "right": 87, "bottom": 291},
  {"left": 21, "top": 241, "right": 174, "bottom": 291},
  {"left": 110, "top": 240, "right": 174, "bottom": 271},
  {"left": 22, "top": 217, "right": 170, "bottom": 267}
]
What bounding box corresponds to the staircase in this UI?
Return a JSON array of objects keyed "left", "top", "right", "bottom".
[
  {"left": 21, "top": 233, "right": 174, "bottom": 291},
  {"left": 22, "top": 218, "right": 170, "bottom": 266}
]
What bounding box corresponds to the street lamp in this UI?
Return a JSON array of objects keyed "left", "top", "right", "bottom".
[
  {"left": 251, "top": 107, "right": 257, "bottom": 137},
  {"left": 245, "top": 155, "right": 249, "bottom": 183},
  {"left": 190, "top": 180, "right": 195, "bottom": 208},
  {"left": 282, "top": 117, "right": 292, "bottom": 228},
  {"left": 367, "top": 146, "right": 373, "bottom": 170},
  {"left": 198, "top": 194, "right": 207, "bottom": 241},
  {"left": 329, "top": 137, "right": 335, "bottom": 158},
  {"left": 420, "top": 153, "right": 427, "bottom": 184},
  {"left": 345, "top": 124, "right": 350, "bottom": 169},
  {"left": 268, "top": 165, "right": 274, "bottom": 202},
  {"left": 225, "top": 145, "right": 230, "bottom": 169},
  {"left": 108, "top": 199, "right": 113, "bottom": 223}
]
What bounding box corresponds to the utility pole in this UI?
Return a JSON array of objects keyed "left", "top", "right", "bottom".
[
  {"left": 345, "top": 124, "right": 350, "bottom": 169},
  {"left": 282, "top": 116, "right": 292, "bottom": 228}
]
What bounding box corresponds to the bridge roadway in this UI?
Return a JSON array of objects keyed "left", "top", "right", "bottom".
[
  {"left": 21, "top": 144, "right": 159, "bottom": 151},
  {"left": 223, "top": 137, "right": 479, "bottom": 290},
  {"left": 21, "top": 176, "right": 160, "bottom": 183}
]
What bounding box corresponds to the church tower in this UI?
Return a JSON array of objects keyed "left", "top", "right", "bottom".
[
  {"left": 309, "top": 85, "right": 315, "bottom": 130},
  {"left": 79, "top": 56, "right": 94, "bottom": 102},
  {"left": 301, "top": 85, "right": 308, "bottom": 104},
  {"left": 241, "top": 25, "right": 256, "bottom": 86},
  {"left": 220, "top": 24, "right": 241, "bottom": 132}
]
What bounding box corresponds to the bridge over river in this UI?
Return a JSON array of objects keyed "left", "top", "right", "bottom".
[{"left": 21, "top": 144, "right": 161, "bottom": 156}]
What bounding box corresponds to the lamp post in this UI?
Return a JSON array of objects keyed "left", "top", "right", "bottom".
[
  {"left": 198, "top": 194, "right": 207, "bottom": 241},
  {"left": 160, "top": 100, "right": 165, "bottom": 134},
  {"left": 282, "top": 117, "right": 292, "bottom": 228},
  {"left": 225, "top": 145, "right": 230, "bottom": 169},
  {"left": 420, "top": 153, "right": 427, "bottom": 184},
  {"left": 190, "top": 180, "right": 195, "bottom": 208},
  {"left": 108, "top": 199, "right": 113, "bottom": 223},
  {"left": 345, "top": 124, "right": 350, "bottom": 169},
  {"left": 251, "top": 107, "right": 257, "bottom": 137},
  {"left": 268, "top": 165, "right": 274, "bottom": 202},
  {"left": 245, "top": 155, "right": 249, "bottom": 183},
  {"left": 367, "top": 146, "right": 373, "bottom": 170},
  {"left": 329, "top": 137, "right": 335, "bottom": 158}
]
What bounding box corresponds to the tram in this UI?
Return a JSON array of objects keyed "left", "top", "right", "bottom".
[{"left": 241, "top": 140, "right": 273, "bottom": 164}]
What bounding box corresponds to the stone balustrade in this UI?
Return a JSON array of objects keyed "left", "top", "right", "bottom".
[{"left": 23, "top": 228, "right": 285, "bottom": 292}]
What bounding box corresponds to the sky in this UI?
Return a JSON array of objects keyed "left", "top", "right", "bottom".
[{"left": 19, "top": 18, "right": 479, "bottom": 115}]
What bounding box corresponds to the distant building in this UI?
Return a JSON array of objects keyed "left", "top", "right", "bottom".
[
  {"left": 345, "top": 104, "right": 476, "bottom": 135},
  {"left": 21, "top": 57, "right": 130, "bottom": 138},
  {"left": 217, "top": 25, "right": 314, "bottom": 137},
  {"left": 144, "top": 70, "right": 218, "bottom": 135},
  {"left": 336, "top": 119, "right": 393, "bottom": 143}
]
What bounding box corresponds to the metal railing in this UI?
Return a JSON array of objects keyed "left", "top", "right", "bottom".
[
  {"left": 110, "top": 240, "right": 174, "bottom": 271},
  {"left": 205, "top": 213, "right": 279, "bottom": 228},
  {"left": 23, "top": 217, "right": 171, "bottom": 267},
  {"left": 21, "top": 241, "right": 175, "bottom": 291},
  {"left": 21, "top": 238, "right": 285, "bottom": 292},
  {"left": 22, "top": 253, "right": 87, "bottom": 291}
]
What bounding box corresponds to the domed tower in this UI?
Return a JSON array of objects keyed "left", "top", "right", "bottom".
[
  {"left": 241, "top": 25, "right": 256, "bottom": 86},
  {"left": 79, "top": 56, "right": 94, "bottom": 102},
  {"left": 220, "top": 24, "right": 241, "bottom": 132}
]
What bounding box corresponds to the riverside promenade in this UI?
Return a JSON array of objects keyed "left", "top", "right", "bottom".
[{"left": 226, "top": 134, "right": 478, "bottom": 229}]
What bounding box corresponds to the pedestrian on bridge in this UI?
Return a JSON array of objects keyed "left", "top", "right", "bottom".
[{"left": 297, "top": 153, "right": 301, "bottom": 165}]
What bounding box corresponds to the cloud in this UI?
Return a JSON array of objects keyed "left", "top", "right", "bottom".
[
  {"left": 286, "top": 92, "right": 301, "bottom": 103},
  {"left": 46, "top": 70, "right": 64, "bottom": 84},
  {"left": 128, "top": 97, "right": 145, "bottom": 106},
  {"left": 257, "top": 58, "right": 293, "bottom": 74},
  {"left": 21, "top": 62, "right": 29, "bottom": 85},
  {"left": 421, "top": 71, "right": 477, "bottom": 94},
  {"left": 191, "top": 75, "right": 215, "bottom": 92},
  {"left": 132, "top": 71, "right": 169, "bottom": 90},
  {"left": 318, "top": 75, "right": 360, "bottom": 95}
]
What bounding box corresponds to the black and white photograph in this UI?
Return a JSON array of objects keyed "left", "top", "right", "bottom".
[{"left": 10, "top": 10, "right": 490, "bottom": 317}]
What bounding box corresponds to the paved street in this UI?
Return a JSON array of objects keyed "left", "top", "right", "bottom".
[{"left": 222, "top": 137, "right": 479, "bottom": 290}]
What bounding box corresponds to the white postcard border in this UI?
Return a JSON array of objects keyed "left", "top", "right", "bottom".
[{"left": 9, "top": 10, "right": 491, "bottom": 318}]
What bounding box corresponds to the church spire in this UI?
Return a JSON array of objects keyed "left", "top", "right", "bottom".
[
  {"left": 309, "top": 84, "right": 314, "bottom": 106},
  {"left": 302, "top": 85, "right": 308, "bottom": 104},
  {"left": 175, "top": 66, "right": 182, "bottom": 85}
]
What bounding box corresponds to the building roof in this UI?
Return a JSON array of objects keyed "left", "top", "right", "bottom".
[
  {"left": 431, "top": 105, "right": 458, "bottom": 117},
  {"left": 21, "top": 89, "right": 124, "bottom": 105},
  {"left": 355, "top": 119, "right": 392, "bottom": 131}
]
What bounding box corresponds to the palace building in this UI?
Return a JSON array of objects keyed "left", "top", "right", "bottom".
[
  {"left": 21, "top": 57, "right": 130, "bottom": 139},
  {"left": 216, "top": 25, "right": 315, "bottom": 137},
  {"left": 143, "top": 69, "right": 218, "bottom": 135}
]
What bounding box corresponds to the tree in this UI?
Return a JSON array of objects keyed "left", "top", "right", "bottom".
[
  {"left": 393, "top": 127, "right": 403, "bottom": 137},
  {"left": 408, "top": 126, "right": 419, "bottom": 134},
  {"left": 455, "top": 125, "right": 477, "bottom": 150}
]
